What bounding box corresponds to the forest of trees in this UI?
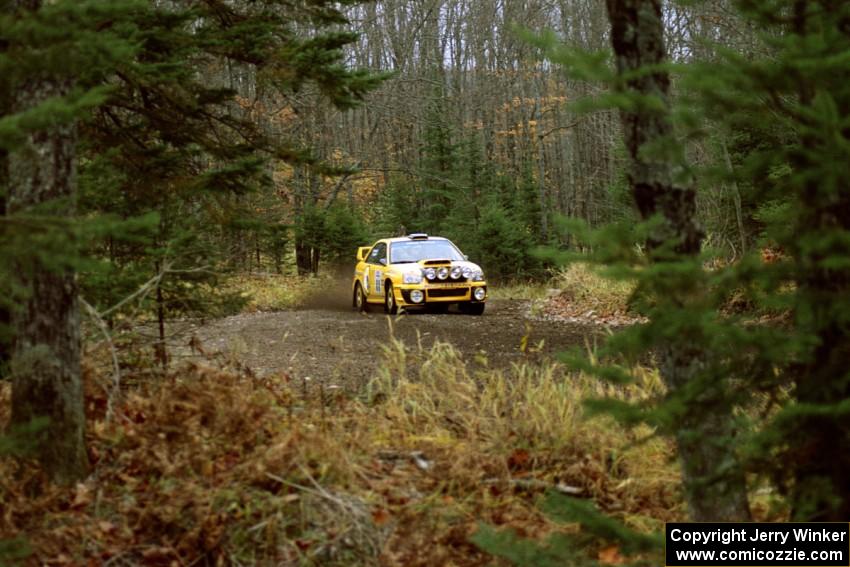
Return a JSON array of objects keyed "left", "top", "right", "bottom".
[{"left": 2, "top": 0, "right": 850, "bottom": 563}]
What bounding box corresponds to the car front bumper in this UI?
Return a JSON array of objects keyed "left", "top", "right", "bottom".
[{"left": 395, "top": 282, "right": 487, "bottom": 307}]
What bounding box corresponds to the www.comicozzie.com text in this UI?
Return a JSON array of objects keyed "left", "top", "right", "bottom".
[{"left": 669, "top": 527, "right": 848, "bottom": 546}]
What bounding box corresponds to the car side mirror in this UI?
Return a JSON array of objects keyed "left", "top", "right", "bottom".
[
  {"left": 464, "top": 254, "right": 469, "bottom": 260},
  {"left": 357, "top": 246, "right": 370, "bottom": 262}
]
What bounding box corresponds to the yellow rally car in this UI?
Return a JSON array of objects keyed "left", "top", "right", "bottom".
[{"left": 352, "top": 234, "right": 487, "bottom": 315}]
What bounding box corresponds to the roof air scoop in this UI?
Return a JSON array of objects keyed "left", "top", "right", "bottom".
[{"left": 407, "top": 233, "right": 429, "bottom": 240}]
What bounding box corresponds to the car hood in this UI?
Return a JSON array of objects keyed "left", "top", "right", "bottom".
[{"left": 393, "top": 259, "right": 483, "bottom": 273}]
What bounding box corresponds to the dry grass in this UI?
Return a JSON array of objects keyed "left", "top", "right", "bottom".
[
  {"left": 489, "top": 264, "right": 635, "bottom": 322},
  {"left": 226, "top": 273, "right": 334, "bottom": 312},
  {"left": 551, "top": 264, "right": 635, "bottom": 315},
  {"left": 1, "top": 333, "right": 681, "bottom": 566},
  {"left": 489, "top": 280, "right": 553, "bottom": 301}
]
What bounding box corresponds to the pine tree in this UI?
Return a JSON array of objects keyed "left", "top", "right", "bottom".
[
  {"left": 322, "top": 202, "right": 369, "bottom": 265},
  {"left": 1, "top": 0, "right": 383, "bottom": 482},
  {"left": 474, "top": 197, "right": 537, "bottom": 281},
  {"left": 493, "top": 0, "right": 850, "bottom": 546},
  {"left": 690, "top": 0, "right": 850, "bottom": 521},
  {"left": 418, "top": 92, "right": 462, "bottom": 234},
  {"left": 1, "top": 0, "right": 141, "bottom": 484},
  {"left": 603, "top": 0, "right": 751, "bottom": 521}
]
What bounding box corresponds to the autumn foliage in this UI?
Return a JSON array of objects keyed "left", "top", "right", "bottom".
[{"left": 2, "top": 337, "right": 681, "bottom": 565}]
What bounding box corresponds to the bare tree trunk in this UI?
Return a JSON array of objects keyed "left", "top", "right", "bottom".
[
  {"left": 311, "top": 247, "right": 320, "bottom": 276},
  {"left": 0, "top": 94, "right": 9, "bottom": 380},
  {"left": 533, "top": 84, "right": 549, "bottom": 241},
  {"left": 154, "top": 263, "right": 168, "bottom": 371},
  {"left": 7, "top": 1, "right": 88, "bottom": 483},
  {"left": 721, "top": 138, "right": 746, "bottom": 256},
  {"left": 606, "top": 0, "right": 750, "bottom": 521},
  {"left": 295, "top": 241, "right": 311, "bottom": 276}
]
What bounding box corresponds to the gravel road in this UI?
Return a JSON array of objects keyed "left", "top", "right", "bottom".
[{"left": 191, "top": 300, "right": 598, "bottom": 389}]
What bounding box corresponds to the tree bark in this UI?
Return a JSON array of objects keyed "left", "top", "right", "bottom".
[
  {"left": 721, "top": 138, "right": 746, "bottom": 256},
  {"left": 7, "top": 23, "right": 88, "bottom": 484},
  {"left": 0, "top": 120, "right": 8, "bottom": 381},
  {"left": 0, "top": 9, "right": 10, "bottom": 380},
  {"left": 605, "top": 0, "right": 750, "bottom": 521},
  {"left": 295, "top": 239, "right": 312, "bottom": 276}
]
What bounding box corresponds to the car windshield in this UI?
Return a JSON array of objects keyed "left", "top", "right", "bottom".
[{"left": 390, "top": 240, "right": 465, "bottom": 263}]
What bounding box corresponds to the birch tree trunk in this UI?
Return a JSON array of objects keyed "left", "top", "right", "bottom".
[
  {"left": 605, "top": 0, "right": 750, "bottom": 521},
  {"left": 6, "top": 0, "right": 88, "bottom": 485}
]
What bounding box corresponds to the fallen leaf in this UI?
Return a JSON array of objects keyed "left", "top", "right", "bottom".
[
  {"left": 372, "top": 507, "right": 391, "bottom": 526},
  {"left": 507, "top": 449, "right": 531, "bottom": 471},
  {"left": 71, "top": 483, "right": 92, "bottom": 510},
  {"left": 598, "top": 545, "right": 625, "bottom": 565},
  {"left": 98, "top": 520, "right": 115, "bottom": 534}
]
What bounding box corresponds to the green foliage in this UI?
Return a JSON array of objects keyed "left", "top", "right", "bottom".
[
  {"left": 293, "top": 201, "right": 369, "bottom": 272},
  {"left": 533, "top": 0, "right": 850, "bottom": 527},
  {"left": 471, "top": 198, "right": 543, "bottom": 280},
  {"left": 473, "top": 493, "right": 662, "bottom": 566},
  {"left": 515, "top": 159, "right": 546, "bottom": 237},
  {"left": 0, "top": 538, "right": 31, "bottom": 566},
  {"left": 676, "top": 0, "right": 850, "bottom": 520},
  {"left": 322, "top": 203, "right": 370, "bottom": 264},
  {"left": 481, "top": 0, "right": 850, "bottom": 560},
  {"left": 373, "top": 175, "right": 420, "bottom": 236},
  {"left": 371, "top": 91, "right": 546, "bottom": 281},
  {"left": 473, "top": 524, "right": 592, "bottom": 567},
  {"left": 0, "top": 416, "right": 49, "bottom": 457},
  {"left": 0, "top": 419, "right": 48, "bottom": 564},
  {"left": 65, "top": 0, "right": 382, "bottom": 317}
]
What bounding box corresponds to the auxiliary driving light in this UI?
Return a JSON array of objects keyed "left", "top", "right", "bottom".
[
  {"left": 424, "top": 268, "right": 437, "bottom": 280},
  {"left": 437, "top": 267, "right": 449, "bottom": 280},
  {"left": 473, "top": 287, "right": 486, "bottom": 301},
  {"left": 450, "top": 266, "right": 463, "bottom": 279},
  {"left": 410, "top": 289, "right": 424, "bottom": 303}
]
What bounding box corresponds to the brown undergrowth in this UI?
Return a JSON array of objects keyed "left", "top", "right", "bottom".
[
  {"left": 1, "top": 334, "right": 682, "bottom": 566},
  {"left": 532, "top": 265, "right": 641, "bottom": 327}
]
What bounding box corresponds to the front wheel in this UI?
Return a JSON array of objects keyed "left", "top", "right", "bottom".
[
  {"left": 384, "top": 282, "right": 398, "bottom": 315},
  {"left": 354, "top": 283, "right": 369, "bottom": 312},
  {"left": 460, "top": 302, "right": 485, "bottom": 316}
]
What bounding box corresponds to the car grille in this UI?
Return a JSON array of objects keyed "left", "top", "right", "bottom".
[
  {"left": 426, "top": 276, "right": 468, "bottom": 283},
  {"left": 428, "top": 287, "right": 469, "bottom": 298}
]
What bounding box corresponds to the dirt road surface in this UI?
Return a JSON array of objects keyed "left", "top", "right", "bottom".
[{"left": 190, "top": 299, "right": 600, "bottom": 390}]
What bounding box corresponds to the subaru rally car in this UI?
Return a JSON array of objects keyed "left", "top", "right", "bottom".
[{"left": 352, "top": 234, "right": 487, "bottom": 315}]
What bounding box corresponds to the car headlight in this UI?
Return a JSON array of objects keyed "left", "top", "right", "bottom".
[
  {"left": 410, "top": 289, "right": 424, "bottom": 303},
  {"left": 474, "top": 287, "right": 487, "bottom": 301},
  {"left": 437, "top": 267, "right": 449, "bottom": 280},
  {"left": 472, "top": 270, "right": 484, "bottom": 281},
  {"left": 450, "top": 266, "right": 463, "bottom": 280},
  {"left": 403, "top": 271, "right": 423, "bottom": 284},
  {"left": 424, "top": 268, "right": 437, "bottom": 280}
]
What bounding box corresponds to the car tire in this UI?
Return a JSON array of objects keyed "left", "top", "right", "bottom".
[
  {"left": 384, "top": 282, "right": 398, "bottom": 315},
  {"left": 354, "top": 283, "right": 369, "bottom": 313},
  {"left": 461, "top": 302, "right": 485, "bottom": 316}
]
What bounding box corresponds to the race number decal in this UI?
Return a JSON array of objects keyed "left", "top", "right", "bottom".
[{"left": 375, "top": 271, "right": 383, "bottom": 294}]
